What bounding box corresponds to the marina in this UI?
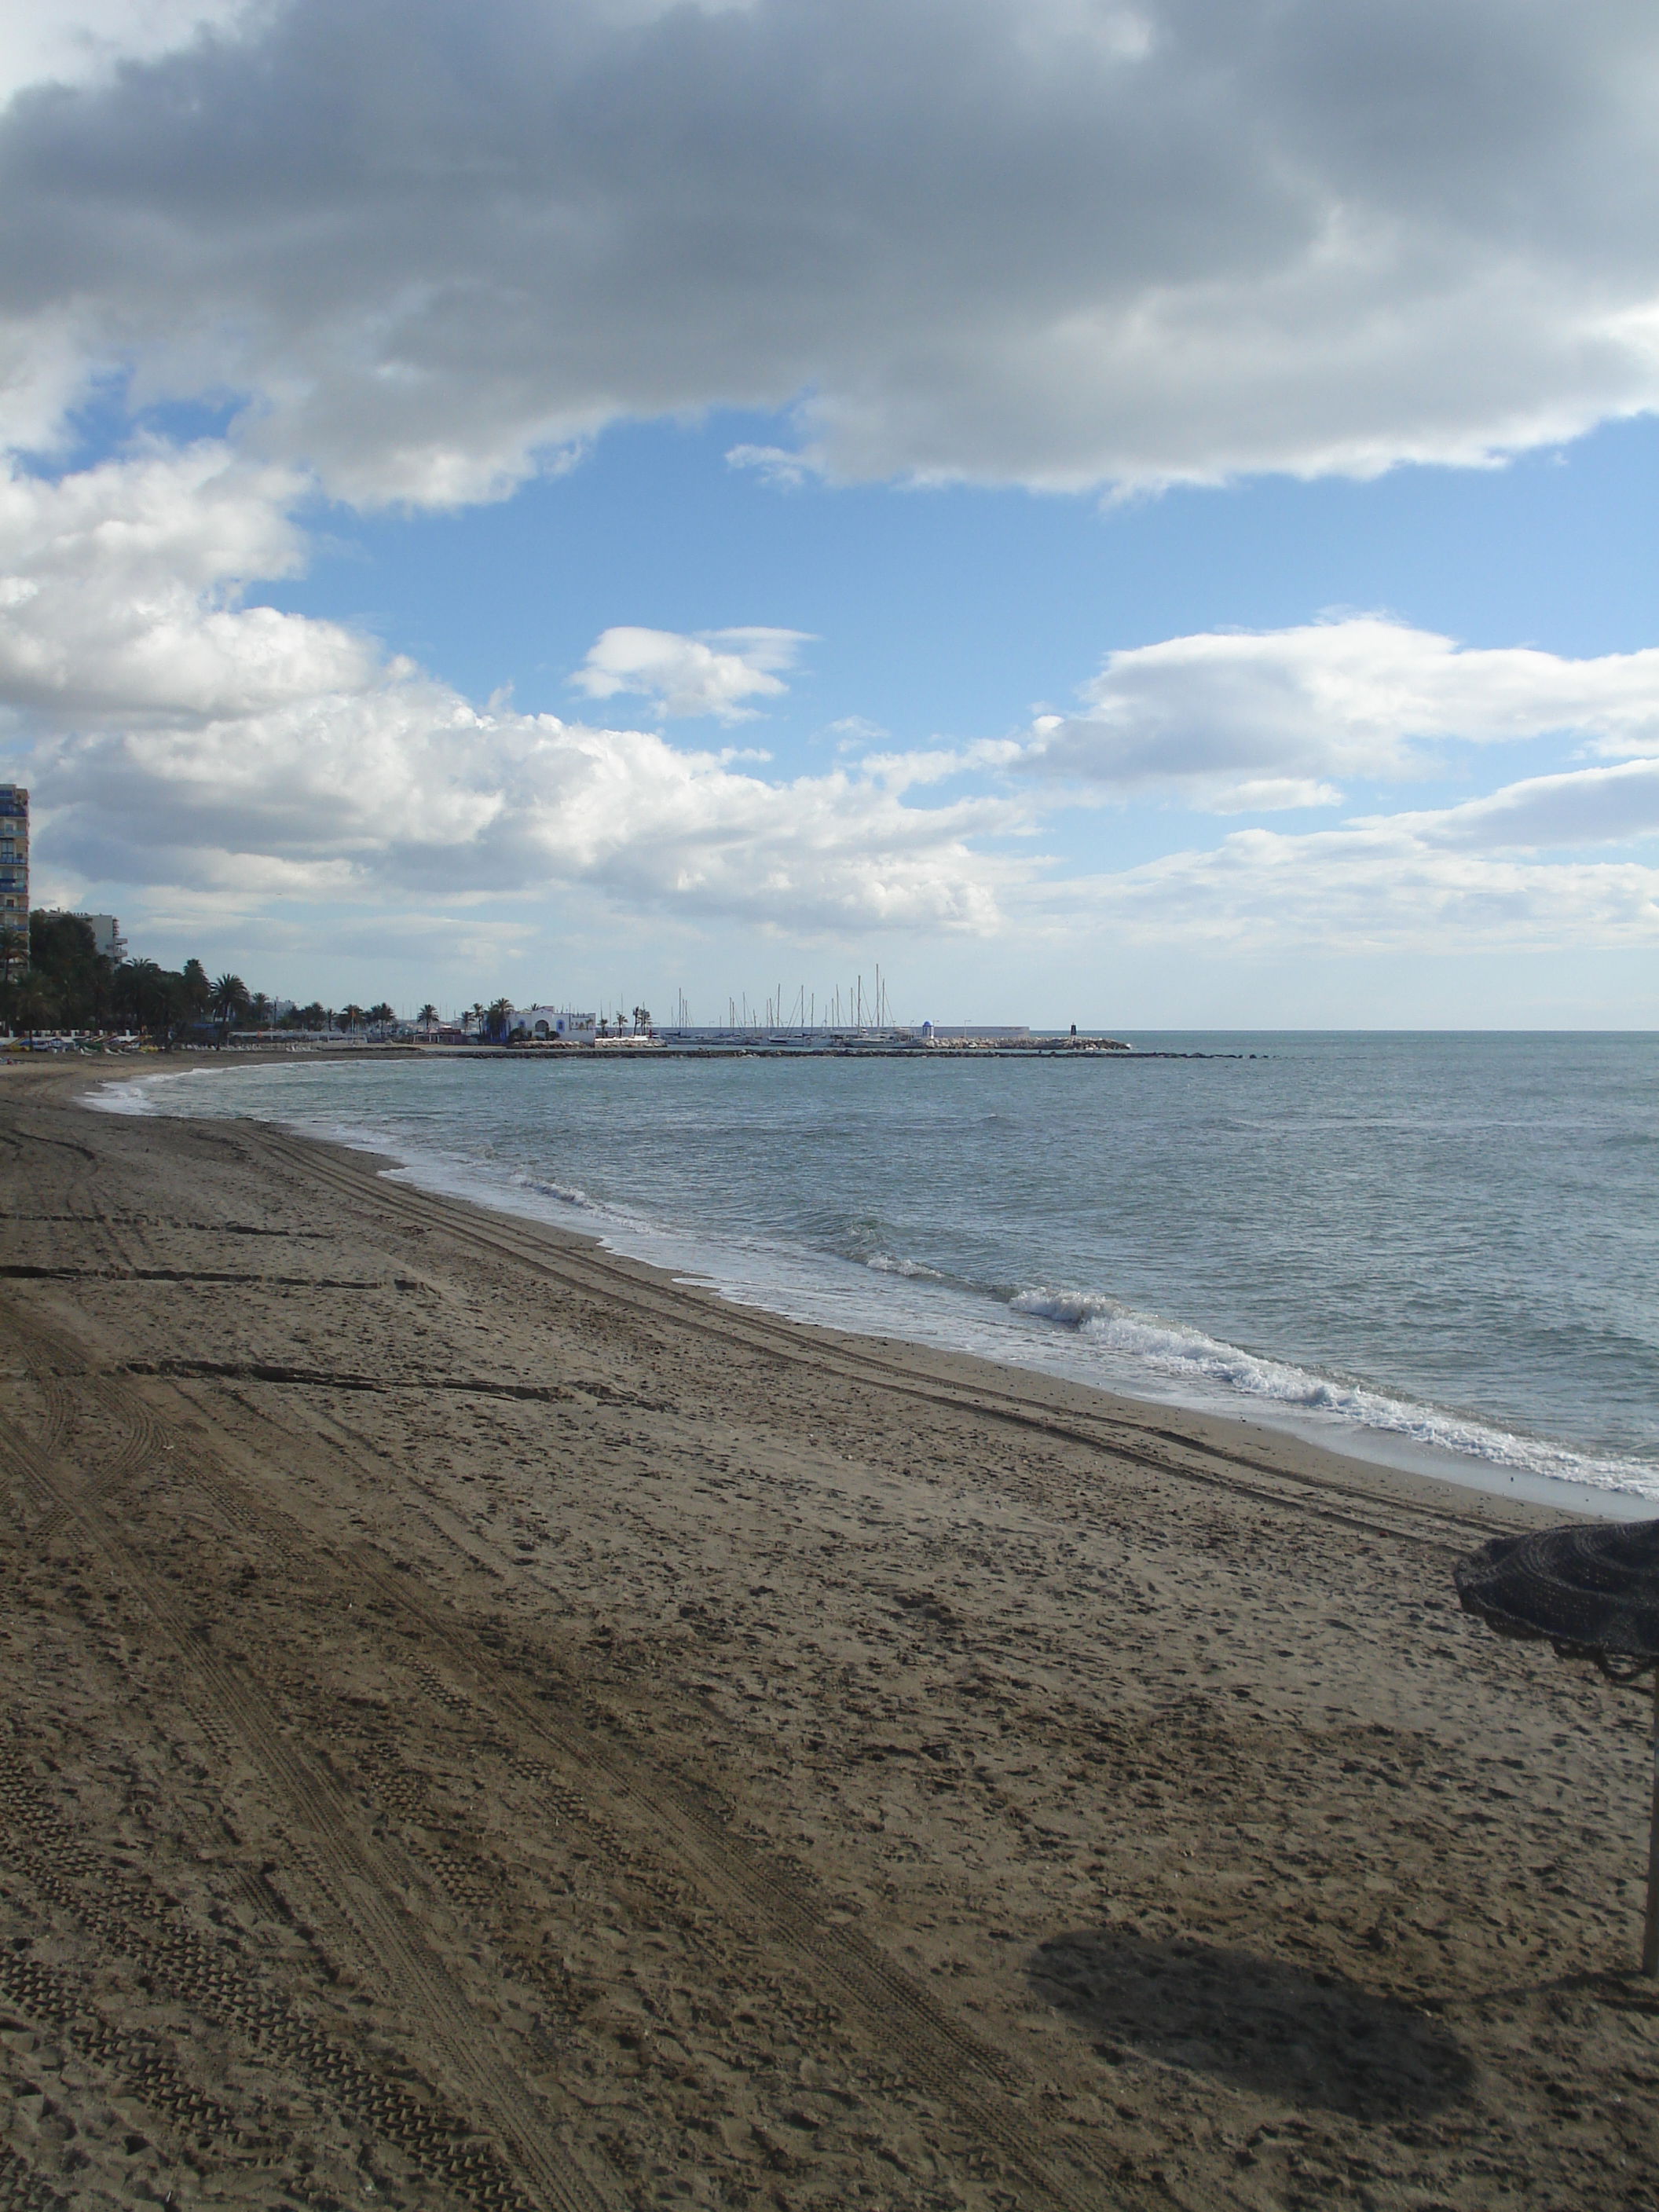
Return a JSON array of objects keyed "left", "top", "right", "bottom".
[{"left": 470, "top": 1022, "right": 1137, "bottom": 1055}]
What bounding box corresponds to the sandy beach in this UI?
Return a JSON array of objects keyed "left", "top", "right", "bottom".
[{"left": 2, "top": 1057, "right": 1655, "bottom": 2212}]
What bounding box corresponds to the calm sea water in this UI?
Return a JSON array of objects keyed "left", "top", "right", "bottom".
[{"left": 97, "top": 1035, "right": 1659, "bottom": 1511}]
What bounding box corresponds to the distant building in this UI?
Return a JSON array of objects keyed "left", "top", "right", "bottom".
[
  {"left": 72, "top": 913, "right": 126, "bottom": 962},
  {"left": 0, "top": 786, "right": 26, "bottom": 966},
  {"left": 38, "top": 907, "right": 126, "bottom": 962},
  {"left": 508, "top": 1005, "right": 597, "bottom": 1042}
]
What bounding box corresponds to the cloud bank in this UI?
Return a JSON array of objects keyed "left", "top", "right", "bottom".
[
  {"left": 2, "top": 447, "right": 1018, "bottom": 932},
  {"left": 1073, "top": 812, "right": 1659, "bottom": 953},
  {"left": 1031, "top": 618, "right": 1659, "bottom": 809},
  {"left": 2, "top": 0, "right": 1658, "bottom": 499},
  {"left": 42, "top": 695, "right": 1020, "bottom": 934},
  {"left": 3, "top": 450, "right": 1656, "bottom": 956}
]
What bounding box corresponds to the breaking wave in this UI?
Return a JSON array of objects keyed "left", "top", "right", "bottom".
[
  {"left": 1008, "top": 1284, "right": 1654, "bottom": 1493},
  {"left": 865, "top": 1251, "right": 947, "bottom": 1280}
]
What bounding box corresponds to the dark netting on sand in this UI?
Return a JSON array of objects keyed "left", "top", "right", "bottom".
[{"left": 1455, "top": 1520, "right": 1659, "bottom": 1683}]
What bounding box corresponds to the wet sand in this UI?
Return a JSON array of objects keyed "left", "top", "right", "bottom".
[{"left": 2, "top": 1057, "right": 1655, "bottom": 2210}]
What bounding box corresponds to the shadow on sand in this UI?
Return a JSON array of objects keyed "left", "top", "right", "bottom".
[{"left": 1028, "top": 1925, "right": 1473, "bottom": 2120}]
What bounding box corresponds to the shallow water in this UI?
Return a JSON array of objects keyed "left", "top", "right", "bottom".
[{"left": 97, "top": 1033, "right": 1659, "bottom": 1509}]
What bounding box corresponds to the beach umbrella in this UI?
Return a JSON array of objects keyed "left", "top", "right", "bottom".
[{"left": 1455, "top": 1519, "right": 1659, "bottom": 1975}]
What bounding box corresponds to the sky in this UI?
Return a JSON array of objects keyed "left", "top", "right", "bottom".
[{"left": 2, "top": 0, "right": 1658, "bottom": 1026}]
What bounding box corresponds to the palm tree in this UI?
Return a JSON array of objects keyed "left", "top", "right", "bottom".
[
  {"left": 210, "top": 972, "right": 251, "bottom": 1044},
  {"left": 417, "top": 1002, "right": 438, "bottom": 1041},
  {"left": 10, "top": 971, "right": 55, "bottom": 1038},
  {"left": 117, "top": 958, "right": 165, "bottom": 1037}
]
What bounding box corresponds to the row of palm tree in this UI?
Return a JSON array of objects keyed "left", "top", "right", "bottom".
[
  {"left": 2, "top": 921, "right": 236, "bottom": 1038},
  {"left": 277, "top": 1000, "right": 399, "bottom": 1035},
  {"left": 2, "top": 911, "right": 422, "bottom": 1044},
  {"left": 0, "top": 906, "right": 610, "bottom": 1048}
]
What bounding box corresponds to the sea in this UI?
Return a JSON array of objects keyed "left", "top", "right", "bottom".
[{"left": 93, "top": 1033, "right": 1659, "bottom": 1518}]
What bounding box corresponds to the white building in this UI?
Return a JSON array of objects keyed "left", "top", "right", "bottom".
[
  {"left": 74, "top": 913, "right": 126, "bottom": 962},
  {"left": 38, "top": 906, "right": 125, "bottom": 962},
  {"left": 508, "top": 1005, "right": 597, "bottom": 1042}
]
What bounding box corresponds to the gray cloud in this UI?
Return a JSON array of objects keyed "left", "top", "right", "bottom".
[{"left": 2, "top": 0, "right": 1657, "bottom": 500}]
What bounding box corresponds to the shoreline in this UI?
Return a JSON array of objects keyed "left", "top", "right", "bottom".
[
  {"left": 255, "top": 1127, "right": 1659, "bottom": 1535},
  {"left": 88, "top": 1046, "right": 1654, "bottom": 1524},
  {"left": 4, "top": 1060, "right": 1658, "bottom": 2208}
]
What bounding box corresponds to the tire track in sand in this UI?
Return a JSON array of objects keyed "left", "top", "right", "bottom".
[
  {"left": 0, "top": 1301, "right": 621, "bottom": 2212},
  {"left": 5, "top": 1262, "right": 1134, "bottom": 2212}
]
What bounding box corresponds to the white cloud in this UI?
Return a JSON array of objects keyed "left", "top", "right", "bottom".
[
  {"left": 8, "top": 449, "right": 1659, "bottom": 965},
  {"left": 1028, "top": 618, "right": 1659, "bottom": 808},
  {"left": 1057, "top": 777, "right": 1659, "bottom": 951},
  {"left": 0, "top": 452, "right": 1018, "bottom": 931},
  {"left": 38, "top": 692, "right": 1026, "bottom": 932},
  {"left": 1, "top": 1, "right": 1658, "bottom": 500},
  {"left": 725, "top": 445, "right": 814, "bottom": 491},
  {"left": 0, "top": 443, "right": 373, "bottom": 718},
  {"left": 1068, "top": 836, "right": 1659, "bottom": 953},
  {"left": 1406, "top": 756, "right": 1659, "bottom": 851},
  {"left": 570, "top": 624, "right": 810, "bottom": 720}
]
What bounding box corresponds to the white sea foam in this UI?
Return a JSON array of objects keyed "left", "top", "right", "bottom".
[
  {"left": 88, "top": 1071, "right": 192, "bottom": 1115},
  {"left": 507, "top": 1170, "right": 606, "bottom": 1214},
  {"left": 1010, "top": 1283, "right": 1657, "bottom": 1497},
  {"left": 866, "top": 1251, "right": 947, "bottom": 1280},
  {"left": 1010, "top": 1287, "right": 1122, "bottom": 1327}
]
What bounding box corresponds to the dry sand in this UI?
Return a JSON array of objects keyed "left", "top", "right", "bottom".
[{"left": 1, "top": 1057, "right": 1656, "bottom": 2212}]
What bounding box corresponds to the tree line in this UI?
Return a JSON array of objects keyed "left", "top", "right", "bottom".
[{"left": 2, "top": 912, "right": 405, "bottom": 1042}]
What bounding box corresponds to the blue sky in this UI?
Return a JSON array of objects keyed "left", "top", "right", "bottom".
[
  {"left": 250, "top": 405, "right": 1659, "bottom": 884},
  {"left": 3, "top": 0, "right": 1659, "bottom": 1026},
  {"left": 267, "top": 411, "right": 1659, "bottom": 721}
]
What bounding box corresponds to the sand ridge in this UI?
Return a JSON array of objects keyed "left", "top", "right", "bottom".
[{"left": 1, "top": 1060, "right": 1656, "bottom": 2210}]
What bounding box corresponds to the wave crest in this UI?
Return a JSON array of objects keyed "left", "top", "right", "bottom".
[
  {"left": 1009, "top": 1282, "right": 1650, "bottom": 1490},
  {"left": 866, "top": 1251, "right": 947, "bottom": 1281}
]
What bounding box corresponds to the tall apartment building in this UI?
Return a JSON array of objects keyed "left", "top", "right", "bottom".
[{"left": 0, "top": 786, "right": 26, "bottom": 969}]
